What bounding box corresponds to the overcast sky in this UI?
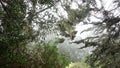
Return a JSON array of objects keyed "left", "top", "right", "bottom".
[{"left": 74, "top": 0, "right": 114, "bottom": 39}]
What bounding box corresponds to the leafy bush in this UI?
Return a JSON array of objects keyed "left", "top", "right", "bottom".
[{"left": 28, "top": 42, "right": 70, "bottom": 68}]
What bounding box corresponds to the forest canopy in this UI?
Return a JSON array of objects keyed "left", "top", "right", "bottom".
[{"left": 0, "top": 0, "right": 120, "bottom": 68}]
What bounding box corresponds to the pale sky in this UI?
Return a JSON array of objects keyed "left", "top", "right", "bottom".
[
  {"left": 41, "top": 0, "right": 114, "bottom": 40},
  {"left": 74, "top": 0, "right": 114, "bottom": 39}
]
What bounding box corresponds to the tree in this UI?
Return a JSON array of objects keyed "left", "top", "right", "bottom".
[
  {"left": 0, "top": 0, "right": 61, "bottom": 67},
  {"left": 2, "top": 0, "right": 120, "bottom": 67},
  {"left": 56, "top": 0, "right": 120, "bottom": 68},
  {"left": 26, "top": 42, "right": 70, "bottom": 68}
]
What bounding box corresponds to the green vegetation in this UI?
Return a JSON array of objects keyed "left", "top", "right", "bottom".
[
  {"left": 66, "top": 56, "right": 90, "bottom": 68},
  {"left": 0, "top": 0, "right": 120, "bottom": 68},
  {"left": 66, "top": 62, "right": 90, "bottom": 68},
  {"left": 33, "top": 43, "right": 70, "bottom": 68},
  {"left": 0, "top": 0, "right": 69, "bottom": 68},
  {"left": 57, "top": 0, "right": 120, "bottom": 68},
  {"left": 24, "top": 42, "right": 70, "bottom": 68}
]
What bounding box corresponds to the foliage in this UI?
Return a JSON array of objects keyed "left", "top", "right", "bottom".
[
  {"left": 67, "top": 62, "right": 89, "bottom": 68},
  {"left": 78, "top": 0, "right": 120, "bottom": 68},
  {"left": 24, "top": 42, "right": 70, "bottom": 68},
  {"left": 2, "top": 0, "right": 120, "bottom": 68},
  {"left": 57, "top": 0, "right": 120, "bottom": 68},
  {"left": 0, "top": 0, "right": 60, "bottom": 67},
  {"left": 56, "top": 1, "right": 91, "bottom": 40},
  {"left": 86, "top": 38, "right": 120, "bottom": 68},
  {"left": 66, "top": 59, "right": 90, "bottom": 68},
  {"left": 0, "top": 0, "right": 31, "bottom": 67}
]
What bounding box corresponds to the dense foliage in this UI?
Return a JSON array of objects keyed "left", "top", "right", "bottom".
[
  {"left": 1, "top": 0, "right": 120, "bottom": 68},
  {"left": 77, "top": 0, "right": 120, "bottom": 68},
  {"left": 0, "top": 0, "right": 32, "bottom": 67},
  {"left": 29, "top": 42, "right": 70, "bottom": 68},
  {"left": 0, "top": 0, "right": 70, "bottom": 68}
]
